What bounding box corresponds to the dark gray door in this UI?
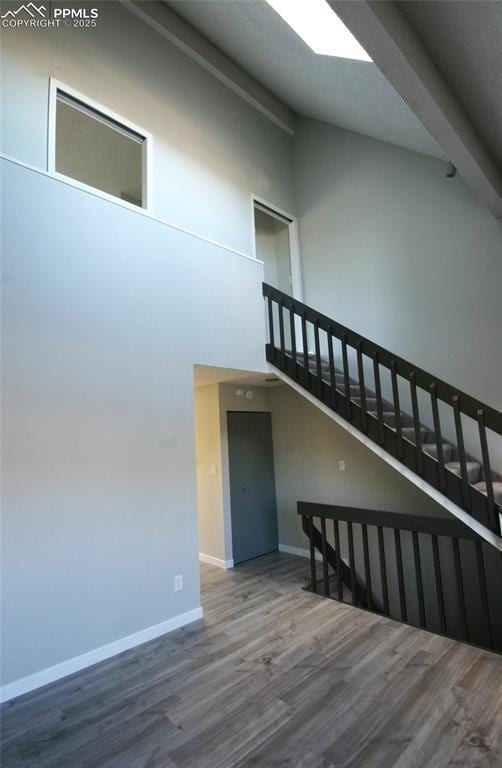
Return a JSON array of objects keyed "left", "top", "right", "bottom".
[{"left": 227, "top": 411, "right": 278, "bottom": 565}]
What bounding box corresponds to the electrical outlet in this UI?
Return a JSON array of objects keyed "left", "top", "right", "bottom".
[
  {"left": 174, "top": 574, "right": 183, "bottom": 592},
  {"left": 210, "top": 464, "right": 217, "bottom": 476},
  {"left": 338, "top": 460, "right": 346, "bottom": 471}
]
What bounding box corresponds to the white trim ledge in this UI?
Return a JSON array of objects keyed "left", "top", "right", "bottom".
[
  {"left": 0, "top": 154, "right": 263, "bottom": 266},
  {"left": 199, "top": 553, "right": 234, "bottom": 569},
  {"left": 0, "top": 606, "right": 203, "bottom": 704}
]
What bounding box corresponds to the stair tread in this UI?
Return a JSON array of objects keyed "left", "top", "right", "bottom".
[
  {"left": 401, "top": 427, "right": 428, "bottom": 443},
  {"left": 423, "top": 443, "right": 454, "bottom": 461},
  {"left": 279, "top": 346, "right": 501, "bottom": 515},
  {"left": 474, "top": 481, "right": 502, "bottom": 505},
  {"left": 368, "top": 410, "right": 414, "bottom": 427},
  {"left": 446, "top": 461, "right": 481, "bottom": 469},
  {"left": 445, "top": 461, "right": 482, "bottom": 484},
  {"left": 423, "top": 441, "right": 452, "bottom": 447},
  {"left": 353, "top": 397, "right": 379, "bottom": 407}
]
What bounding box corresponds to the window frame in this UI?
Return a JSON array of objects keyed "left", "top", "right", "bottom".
[{"left": 48, "top": 78, "right": 153, "bottom": 212}]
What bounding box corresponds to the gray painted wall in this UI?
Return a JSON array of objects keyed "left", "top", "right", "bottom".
[
  {"left": 293, "top": 117, "right": 502, "bottom": 414},
  {"left": 268, "top": 386, "right": 449, "bottom": 553},
  {"left": 0, "top": 160, "right": 269, "bottom": 687},
  {"left": 268, "top": 384, "right": 501, "bottom": 648}
]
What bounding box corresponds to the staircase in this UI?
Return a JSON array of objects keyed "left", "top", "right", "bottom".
[{"left": 263, "top": 283, "right": 502, "bottom": 541}]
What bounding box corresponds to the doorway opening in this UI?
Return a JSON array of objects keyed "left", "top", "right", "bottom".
[
  {"left": 253, "top": 199, "right": 302, "bottom": 300},
  {"left": 193, "top": 365, "right": 282, "bottom": 570}
]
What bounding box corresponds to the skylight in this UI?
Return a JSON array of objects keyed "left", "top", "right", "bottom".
[{"left": 264, "top": 0, "right": 372, "bottom": 62}]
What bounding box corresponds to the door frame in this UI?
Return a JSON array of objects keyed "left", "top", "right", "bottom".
[{"left": 251, "top": 194, "right": 303, "bottom": 301}]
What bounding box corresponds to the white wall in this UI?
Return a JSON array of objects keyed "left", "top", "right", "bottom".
[
  {"left": 293, "top": 117, "right": 502, "bottom": 413},
  {"left": 1, "top": 0, "right": 295, "bottom": 255}
]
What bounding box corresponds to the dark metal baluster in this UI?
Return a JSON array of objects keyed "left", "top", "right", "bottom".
[
  {"left": 321, "top": 517, "right": 329, "bottom": 597},
  {"left": 412, "top": 531, "right": 426, "bottom": 628},
  {"left": 278, "top": 298, "right": 286, "bottom": 368},
  {"left": 333, "top": 519, "right": 343, "bottom": 601},
  {"left": 347, "top": 522, "right": 357, "bottom": 605},
  {"left": 477, "top": 409, "right": 499, "bottom": 534},
  {"left": 373, "top": 351, "right": 385, "bottom": 445},
  {"left": 357, "top": 342, "right": 368, "bottom": 432},
  {"left": 301, "top": 312, "right": 310, "bottom": 389},
  {"left": 409, "top": 372, "right": 424, "bottom": 475},
  {"left": 308, "top": 516, "right": 317, "bottom": 593},
  {"left": 362, "top": 524, "right": 373, "bottom": 610},
  {"left": 391, "top": 361, "right": 404, "bottom": 459},
  {"left": 314, "top": 318, "right": 323, "bottom": 398},
  {"left": 475, "top": 541, "right": 494, "bottom": 649},
  {"left": 394, "top": 529, "right": 407, "bottom": 622},
  {"left": 452, "top": 537, "right": 469, "bottom": 642},
  {"left": 430, "top": 383, "right": 446, "bottom": 490},
  {"left": 267, "top": 296, "right": 275, "bottom": 352},
  {"left": 377, "top": 526, "right": 389, "bottom": 615},
  {"left": 289, "top": 305, "right": 297, "bottom": 378},
  {"left": 328, "top": 327, "right": 337, "bottom": 410},
  {"left": 452, "top": 396, "right": 470, "bottom": 509},
  {"left": 342, "top": 334, "right": 352, "bottom": 420},
  {"left": 431, "top": 534, "right": 447, "bottom": 635}
]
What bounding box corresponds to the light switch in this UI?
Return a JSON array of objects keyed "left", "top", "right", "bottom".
[
  {"left": 210, "top": 464, "right": 217, "bottom": 476},
  {"left": 338, "top": 460, "right": 346, "bottom": 471}
]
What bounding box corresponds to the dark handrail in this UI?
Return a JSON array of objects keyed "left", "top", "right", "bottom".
[
  {"left": 263, "top": 283, "right": 502, "bottom": 433},
  {"left": 264, "top": 281, "right": 501, "bottom": 535},
  {"left": 298, "top": 501, "right": 500, "bottom": 654},
  {"left": 298, "top": 501, "right": 483, "bottom": 541}
]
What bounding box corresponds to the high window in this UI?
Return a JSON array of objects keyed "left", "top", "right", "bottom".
[{"left": 51, "top": 83, "right": 151, "bottom": 209}]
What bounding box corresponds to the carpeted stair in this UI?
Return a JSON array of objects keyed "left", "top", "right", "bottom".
[{"left": 293, "top": 351, "right": 502, "bottom": 509}]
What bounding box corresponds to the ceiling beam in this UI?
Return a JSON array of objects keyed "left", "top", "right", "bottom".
[
  {"left": 120, "top": 0, "right": 296, "bottom": 136},
  {"left": 331, "top": 0, "right": 502, "bottom": 219}
]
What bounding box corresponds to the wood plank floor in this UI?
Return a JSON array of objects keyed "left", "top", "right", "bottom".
[{"left": 2, "top": 551, "right": 502, "bottom": 767}]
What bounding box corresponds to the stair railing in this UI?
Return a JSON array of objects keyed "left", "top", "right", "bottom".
[
  {"left": 263, "top": 283, "right": 502, "bottom": 536},
  {"left": 299, "top": 501, "right": 502, "bottom": 654}
]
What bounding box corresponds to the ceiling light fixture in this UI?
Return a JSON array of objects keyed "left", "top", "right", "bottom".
[{"left": 264, "top": 0, "right": 372, "bottom": 61}]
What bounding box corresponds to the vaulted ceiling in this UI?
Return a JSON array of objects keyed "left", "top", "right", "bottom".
[
  {"left": 166, "top": 0, "right": 445, "bottom": 159},
  {"left": 153, "top": 0, "right": 502, "bottom": 216}
]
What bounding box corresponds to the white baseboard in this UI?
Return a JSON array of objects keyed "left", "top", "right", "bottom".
[
  {"left": 0, "top": 606, "right": 203, "bottom": 704},
  {"left": 199, "top": 553, "right": 234, "bottom": 569},
  {"left": 279, "top": 543, "right": 322, "bottom": 561}
]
